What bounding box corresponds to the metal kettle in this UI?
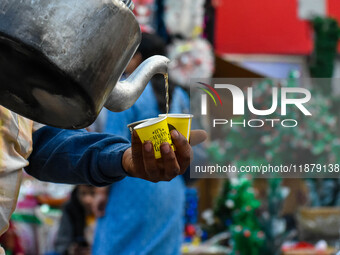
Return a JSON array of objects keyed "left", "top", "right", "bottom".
[{"left": 0, "top": 0, "right": 169, "bottom": 129}]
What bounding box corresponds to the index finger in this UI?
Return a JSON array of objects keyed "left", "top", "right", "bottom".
[
  {"left": 131, "top": 131, "right": 143, "bottom": 159},
  {"left": 171, "top": 130, "right": 192, "bottom": 174}
]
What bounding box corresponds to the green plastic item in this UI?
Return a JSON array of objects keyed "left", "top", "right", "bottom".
[{"left": 11, "top": 213, "right": 42, "bottom": 225}]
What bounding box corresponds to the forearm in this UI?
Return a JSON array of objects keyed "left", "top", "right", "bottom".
[{"left": 26, "top": 126, "right": 131, "bottom": 186}]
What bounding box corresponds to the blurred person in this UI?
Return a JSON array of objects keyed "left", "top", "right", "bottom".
[
  {"left": 0, "top": 79, "right": 205, "bottom": 246},
  {"left": 92, "top": 33, "right": 191, "bottom": 255},
  {"left": 0, "top": 105, "right": 199, "bottom": 240},
  {"left": 55, "top": 185, "right": 96, "bottom": 255},
  {"left": 0, "top": 73, "right": 205, "bottom": 255}
]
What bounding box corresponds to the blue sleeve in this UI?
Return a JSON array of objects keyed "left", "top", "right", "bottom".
[
  {"left": 105, "top": 108, "right": 135, "bottom": 140},
  {"left": 170, "top": 87, "right": 190, "bottom": 114},
  {"left": 104, "top": 84, "right": 159, "bottom": 140},
  {"left": 170, "top": 87, "right": 194, "bottom": 184},
  {"left": 25, "top": 126, "right": 131, "bottom": 187}
]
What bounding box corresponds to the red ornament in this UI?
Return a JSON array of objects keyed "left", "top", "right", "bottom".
[
  {"left": 243, "top": 230, "right": 251, "bottom": 238},
  {"left": 185, "top": 224, "right": 196, "bottom": 237}
]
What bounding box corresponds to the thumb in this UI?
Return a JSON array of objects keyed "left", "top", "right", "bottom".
[{"left": 189, "top": 130, "right": 208, "bottom": 146}]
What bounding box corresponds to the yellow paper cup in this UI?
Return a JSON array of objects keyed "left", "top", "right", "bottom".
[
  {"left": 159, "top": 114, "right": 194, "bottom": 140},
  {"left": 127, "top": 118, "right": 157, "bottom": 134},
  {"left": 134, "top": 117, "right": 173, "bottom": 159}
]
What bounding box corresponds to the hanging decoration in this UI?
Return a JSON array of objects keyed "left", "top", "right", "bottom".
[
  {"left": 133, "top": 0, "right": 157, "bottom": 33},
  {"left": 167, "top": 38, "right": 214, "bottom": 87},
  {"left": 164, "top": 0, "right": 205, "bottom": 39}
]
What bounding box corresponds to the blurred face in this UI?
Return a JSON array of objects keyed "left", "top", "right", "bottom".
[{"left": 77, "top": 185, "right": 95, "bottom": 214}]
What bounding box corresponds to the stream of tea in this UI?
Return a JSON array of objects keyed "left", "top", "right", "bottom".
[{"left": 164, "top": 73, "right": 169, "bottom": 115}]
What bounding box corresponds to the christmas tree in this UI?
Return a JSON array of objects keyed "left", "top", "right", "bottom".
[{"left": 226, "top": 178, "right": 265, "bottom": 255}]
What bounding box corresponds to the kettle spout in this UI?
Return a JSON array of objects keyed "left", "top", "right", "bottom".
[{"left": 105, "top": 55, "right": 170, "bottom": 112}]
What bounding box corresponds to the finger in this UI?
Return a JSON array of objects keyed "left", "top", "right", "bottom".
[
  {"left": 189, "top": 130, "right": 208, "bottom": 146},
  {"left": 171, "top": 130, "right": 192, "bottom": 174},
  {"left": 131, "top": 131, "right": 143, "bottom": 159},
  {"left": 160, "top": 143, "right": 180, "bottom": 181},
  {"left": 129, "top": 132, "right": 149, "bottom": 179},
  {"left": 142, "top": 141, "right": 161, "bottom": 182}
]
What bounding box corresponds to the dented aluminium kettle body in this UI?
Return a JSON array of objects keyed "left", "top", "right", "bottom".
[{"left": 0, "top": 0, "right": 169, "bottom": 129}]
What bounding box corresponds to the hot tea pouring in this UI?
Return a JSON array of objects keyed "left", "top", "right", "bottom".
[{"left": 0, "top": 0, "right": 169, "bottom": 129}]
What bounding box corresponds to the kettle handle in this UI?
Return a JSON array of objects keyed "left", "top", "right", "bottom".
[{"left": 121, "top": 0, "right": 135, "bottom": 10}]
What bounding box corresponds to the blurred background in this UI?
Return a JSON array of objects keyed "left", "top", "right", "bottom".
[{"left": 2, "top": 0, "right": 340, "bottom": 254}]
